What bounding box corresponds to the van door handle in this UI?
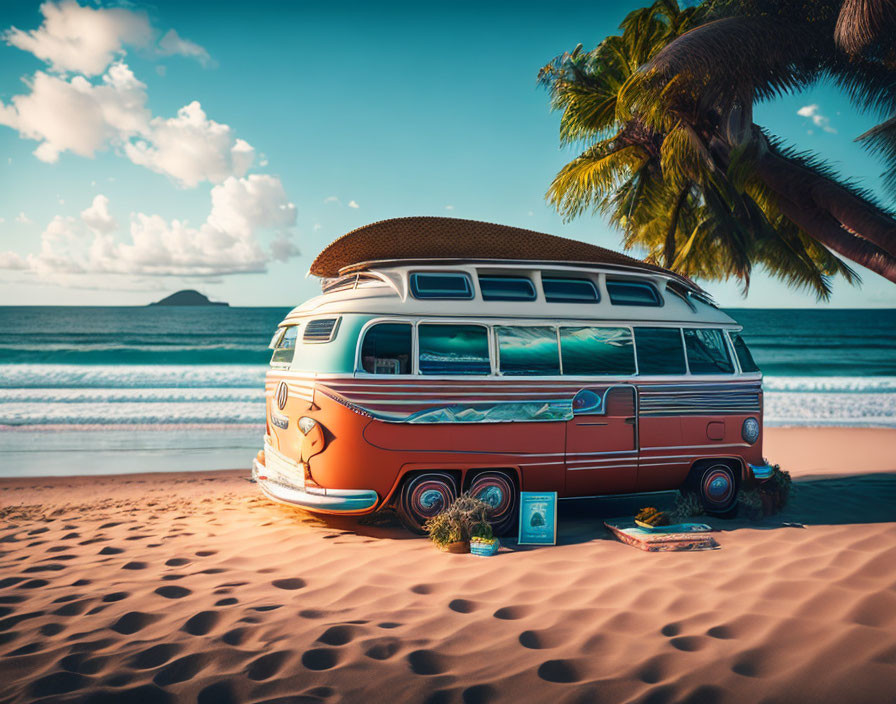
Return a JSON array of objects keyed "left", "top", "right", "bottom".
[{"left": 624, "top": 417, "right": 636, "bottom": 425}]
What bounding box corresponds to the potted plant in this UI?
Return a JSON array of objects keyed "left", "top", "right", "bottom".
[
  {"left": 424, "top": 493, "right": 492, "bottom": 553},
  {"left": 470, "top": 520, "right": 500, "bottom": 556}
]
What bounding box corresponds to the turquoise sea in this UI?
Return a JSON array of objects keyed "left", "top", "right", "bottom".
[{"left": 1, "top": 306, "right": 894, "bottom": 476}]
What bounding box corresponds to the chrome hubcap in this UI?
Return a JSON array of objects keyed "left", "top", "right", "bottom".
[
  {"left": 419, "top": 489, "right": 444, "bottom": 510},
  {"left": 477, "top": 486, "right": 503, "bottom": 508}
]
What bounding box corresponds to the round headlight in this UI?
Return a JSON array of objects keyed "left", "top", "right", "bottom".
[
  {"left": 742, "top": 417, "right": 760, "bottom": 444},
  {"left": 298, "top": 416, "right": 317, "bottom": 435}
]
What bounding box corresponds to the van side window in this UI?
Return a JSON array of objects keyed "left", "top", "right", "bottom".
[
  {"left": 730, "top": 332, "right": 760, "bottom": 373},
  {"left": 543, "top": 277, "right": 599, "bottom": 303},
  {"left": 418, "top": 324, "right": 490, "bottom": 375},
  {"left": 478, "top": 276, "right": 537, "bottom": 301},
  {"left": 271, "top": 326, "right": 298, "bottom": 364},
  {"left": 410, "top": 272, "right": 473, "bottom": 299},
  {"left": 361, "top": 323, "right": 412, "bottom": 374},
  {"left": 684, "top": 328, "right": 734, "bottom": 374},
  {"left": 496, "top": 326, "right": 560, "bottom": 375},
  {"left": 634, "top": 327, "right": 686, "bottom": 374},
  {"left": 607, "top": 280, "right": 662, "bottom": 306},
  {"left": 560, "top": 327, "right": 635, "bottom": 375}
]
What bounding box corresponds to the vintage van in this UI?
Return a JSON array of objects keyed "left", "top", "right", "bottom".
[{"left": 253, "top": 217, "right": 772, "bottom": 533}]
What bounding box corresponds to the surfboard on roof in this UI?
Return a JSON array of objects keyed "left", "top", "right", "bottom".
[{"left": 309, "top": 216, "right": 703, "bottom": 293}]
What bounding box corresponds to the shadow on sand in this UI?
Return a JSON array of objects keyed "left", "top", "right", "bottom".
[{"left": 274, "top": 472, "right": 896, "bottom": 546}]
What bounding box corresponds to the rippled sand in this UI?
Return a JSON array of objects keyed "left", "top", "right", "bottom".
[{"left": 1, "top": 427, "right": 894, "bottom": 703}]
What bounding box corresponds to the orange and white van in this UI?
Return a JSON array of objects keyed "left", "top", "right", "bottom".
[{"left": 253, "top": 217, "right": 771, "bottom": 532}]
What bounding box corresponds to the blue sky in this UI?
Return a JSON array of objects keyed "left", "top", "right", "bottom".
[{"left": 0, "top": 0, "right": 894, "bottom": 307}]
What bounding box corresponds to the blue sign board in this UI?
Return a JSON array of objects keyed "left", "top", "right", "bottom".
[{"left": 518, "top": 491, "right": 558, "bottom": 545}]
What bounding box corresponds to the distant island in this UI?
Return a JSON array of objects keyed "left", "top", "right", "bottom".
[{"left": 149, "top": 290, "right": 229, "bottom": 307}]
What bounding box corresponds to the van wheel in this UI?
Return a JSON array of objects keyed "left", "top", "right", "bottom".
[
  {"left": 687, "top": 461, "right": 738, "bottom": 517},
  {"left": 397, "top": 472, "right": 458, "bottom": 534},
  {"left": 468, "top": 471, "right": 518, "bottom": 537}
]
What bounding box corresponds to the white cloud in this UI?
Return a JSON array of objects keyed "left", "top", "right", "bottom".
[
  {"left": 0, "top": 176, "right": 299, "bottom": 279},
  {"left": 348, "top": 200, "right": 359, "bottom": 209},
  {"left": 0, "top": 63, "right": 252, "bottom": 185},
  {"left": 444, "top": 205, "right": 454, "bottom": 211},
  {"left": 3, "top": 1, "right": 152, "bottom": 76},
  {"left": 16, "top": 212, "right": 33, "bottom": 225},
  {"left": 3, "top": 2, "right": 210, "bottom": 76},
  {"left": 323, "top": 196, "right": 340, "bottom": 205},
  {"left": 157, "top": 29, "right": 211, "bottom": 66},
  {"left": 312, "top": 223, "right": 322, "bottom": 231},
  {"left": 80, "top": 193, "right": 116, "bottom": 233},
  {"left": 0, "top": 63, "right": 149, "bottom": 163},
  {"left": 125, "top": 102, "right": 255, "bottom": 188},
  {"left": 797, "top": 104, "right": 837, "bottom": 134}
]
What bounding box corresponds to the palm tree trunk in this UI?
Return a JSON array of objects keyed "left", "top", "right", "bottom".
[{"left": 664, "top": 183, "right": 690, "bottom": 267}]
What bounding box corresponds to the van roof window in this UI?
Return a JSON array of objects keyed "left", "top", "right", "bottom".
[
  {"left": 543, "top": 277, "right": 599, "bottom": 303},
  {"left": 410, "top": 272, "right": 473, "bottom": 300},
  {"left": 607, "top": 280, "right": 662, "bottom": 307},
  {"left": 479, "top": 275, "right": 537, "bottom": 301}
]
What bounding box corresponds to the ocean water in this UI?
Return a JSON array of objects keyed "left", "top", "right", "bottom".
[{"left": 0, "top": 306, "right": 894, "bottom": 476}]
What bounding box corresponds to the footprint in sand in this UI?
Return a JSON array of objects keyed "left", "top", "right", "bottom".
[
  {"left": 536, "top": 658, "right": 585, "bottom": 684},
  {"left": 121, "top": 561, "right": 148, "bottom": 570},
  {"left": 669, "top": 636, "right": 706, "bottom": 652},
  {"left": 110, "top": 611, "right": 159, "bottom": 635},
  {"left": 247, "top": 650, "right": 290, "bottom": 680},
  {"left": 448, "top": 599, "right": 478, "bottom": 614},
  {"left": 58, "top": 652, "right": 108, "bottom": 675},
  {"left": 462, "top": 684, "right": 498, "bottom": 704},
  {"left": 363, "top": 637, "right": 400, "bottom": 661},
  {"left": 129, "top": 643, "right": 183, "bottom": 669},
  {"left": 272, "top": 578, "right": 306, "bottom": 590},
  {"left": 301, "top": 647, "right": 342, "bottom": 671},
  {"left": 493, "top": 605, "right": 532, "bottom": 620},
  {"left": 23, "top": 563, "right": 66, "bottom": 573},
  {"left": 406, "top": 649, "right": 447, "bottom": 675},
  {"left": 102, "top": 592, "right": 129, "bottom": 603},
  {"left": 52, "top": 599, "right": 90, "bottom": 617},
  {"left": 317, "top": 625, "right": 361, "bottom": 646},
  {"left": 222, "top": 627, "right": 248, "bottom": 646},
  {"left": 154, "top": 586, "right": 192, "bottom": 599},
  {"left": 153, "top": 653, "right": 206, "bottom": 686},
  {"left": 28, "top": 671, "right": 88, "bottom": 698},
  {"left": 215, "top": 598, "right": 238, "bottom": 606},
  {"left": 181, "top": 611, "right": 219, "bottom": 636},
  {"left": 165, "top": 558, "right": 191, "bottom": 567}
]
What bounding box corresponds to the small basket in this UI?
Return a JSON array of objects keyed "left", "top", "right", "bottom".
[{"left": 470, "top": 537, "right": 500, "bottom": 556}]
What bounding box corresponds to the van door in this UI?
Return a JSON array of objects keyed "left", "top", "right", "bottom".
[{"left": 564, "top": 385, "right": 638, "bottom": 496}]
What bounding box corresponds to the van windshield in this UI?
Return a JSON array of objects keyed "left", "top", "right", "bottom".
[{"left": 271, "top": 326, "right": 298, "bottom": 364}]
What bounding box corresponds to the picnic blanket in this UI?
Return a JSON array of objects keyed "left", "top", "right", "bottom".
[{"left": 605, "top": 521, "right": 719, "bottom": 552}]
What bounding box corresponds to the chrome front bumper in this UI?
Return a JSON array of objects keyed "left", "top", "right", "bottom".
[
  {"left": 750, "top": 463, "right": 775, "bottom": 480},
  {"left": 252, "top": 458, "right": 378, "bottom": 513}
]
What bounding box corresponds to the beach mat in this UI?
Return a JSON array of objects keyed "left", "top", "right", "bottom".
[{"left": 605, "top": 521, "right": 720, "bottom": 552}]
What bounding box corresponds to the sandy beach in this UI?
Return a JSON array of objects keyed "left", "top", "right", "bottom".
[{"left": 1, "top": 426, "right": 895, "bottom": 704}]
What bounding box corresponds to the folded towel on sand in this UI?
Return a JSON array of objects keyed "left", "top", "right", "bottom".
[{"left": 605, "top": 521, "right": 720, "bottom": 552}]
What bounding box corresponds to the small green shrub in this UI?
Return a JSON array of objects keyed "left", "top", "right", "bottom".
[{"left": 424, "top": 493, "right": 492, "bottom": 549}]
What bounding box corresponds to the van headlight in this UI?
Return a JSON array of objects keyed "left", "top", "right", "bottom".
[
  {"left": 298, "top": 416, "right": 317, "bottom": 435},
  {"left": 742, "top": 417, "right": 760, "bottom": 444}
]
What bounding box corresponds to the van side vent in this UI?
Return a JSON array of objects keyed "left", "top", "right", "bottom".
[{"left": 303, "top": 317, "right": 340, "bottom": 342}]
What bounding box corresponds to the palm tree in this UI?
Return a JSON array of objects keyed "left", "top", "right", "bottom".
[{"left": 540, "top": 0, "right": 896, "bottom": 298}]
